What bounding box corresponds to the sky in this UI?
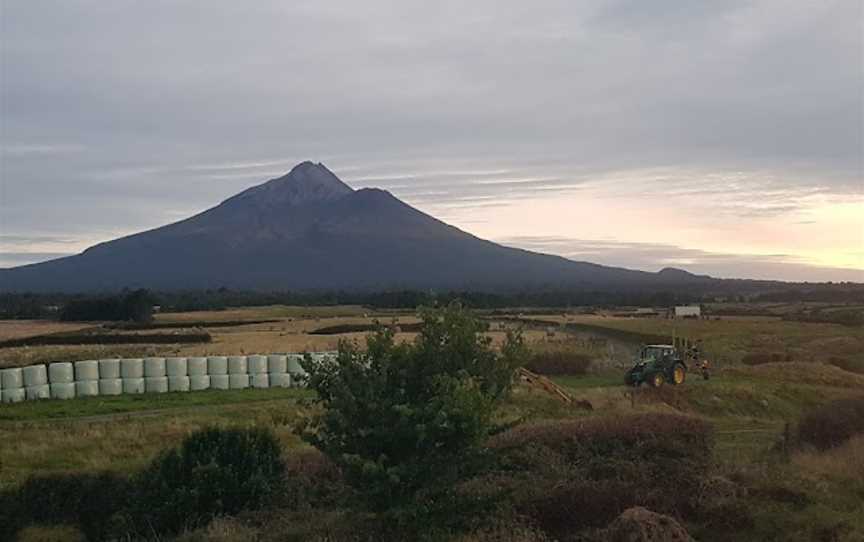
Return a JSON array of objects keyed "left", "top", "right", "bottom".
[{"left": 1, "top": 0, "right": 862, "bottom": 282}]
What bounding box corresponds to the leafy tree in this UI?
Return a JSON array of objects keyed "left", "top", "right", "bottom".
[{"left": 300, "top": 303, "right": 526, "bottom": 524}]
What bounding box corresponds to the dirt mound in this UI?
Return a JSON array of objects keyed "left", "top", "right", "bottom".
[{"left": 602, "top": 507, "right": 692, "bottom": 541}]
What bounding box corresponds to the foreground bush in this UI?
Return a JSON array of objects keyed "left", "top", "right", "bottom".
[
  {"left": 798, "top": 396, "right": 864, "bottom": 450},
  {"left": 301, "top": 303, "right": 526, "bottom": 529},
  {"left": 130, "top": 426, "right": 285, "bottom": 535},
  {"left": 0, "top": 472, "right": 131, "bottom": 541},
  {"left": 480, "top": 413, "right": 713, "bottom": 538}
]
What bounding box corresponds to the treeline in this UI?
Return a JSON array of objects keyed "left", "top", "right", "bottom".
[
  {"left": 58, "top": 289, "right": 157, "bottom": 323},
  {"left": 1, "top": 288, "right": 708, "bottom": 319},
  {"left": 754, "top": 285, "right": 864, "bottom": 303},
  {"left": 2, "top": 282, "right": 863, "bottom": 321}
]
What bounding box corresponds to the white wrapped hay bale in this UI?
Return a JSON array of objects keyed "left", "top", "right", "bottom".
[
  {"left": 75, "top": 361, "right": 99, "bottom": 382},
  {"left": 121, "top": 359, "right": 144, "bottom": 379},
  {"left": 23, "top": 365, "right": 48, "bottom": 387},
  {"left": 207, "top": 356, "right": 228, "bottom": 375},
  {"left": 187, "top": 357, "right": 208, "bottom": 376},
  {"left": 99, "top": 379, "right": 123, "bottom": 396},
  {"left": 49, "top": 362, "right": 74, "bottom": 383},
  {"left": 2, "top": 387, "right": 25, "bottom": 403},
  {"left": 267, "top": 355, "right": 288, "bottom": 374},
  {"left": 228, "top": 356, "right": 248, "bottom": 374},
  {"left": 268, "top": 373, "right": 291, "bottom": 388},
  {"left": 99, "top": 359, "right": 121, "bottom": 379},
  {"left": 1, "top": 367, "right": 24, "bottom": 389},
  {"left": 26, "top": 384, "right": 51, "bottom": 401},
  {"left": 50, "top": 382, "right": 76, "bottom": 400},
  {"left": 168, "top": 376, "right": 190, "bottom": 392},
  {"left": 190, "top": 375, "right": 210, "bottom": 391},
  {"left": 75, "top": 380, "right": 100, "bottom": 397},
  {"left": 145, "top": 377, "right": 168, "bottom": 393},
  {"left": 210, "top": 374, "right": 230, "bottom": 390},
  {"left": 123, "top": 378, "right": 145, "bottom": 395},
  {"left": 166, "top": 357, "right": 188, "bottom": 377},
  {"left": 248, "top": 355, "right": 268, "bottom": 374},
  {"left": 75, "top": 360, "right": 100, "bottom": 381},
  {"left": 287, "top": 354, "right": 307, "bottom": 386},
  {"left": 286, "top": 354, "right": 306, "bottom": 375},
  {"left": 229, "top": 373, "right": 249, "bottom": 389},
  {"left": 250, "top": 373, "right": 269, "bottom": 389},
  {"left": 144, "top": 357, "right": 166, "bottom": 377}
]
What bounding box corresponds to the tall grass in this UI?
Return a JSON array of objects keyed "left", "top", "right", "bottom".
[{"left": 797, "top": 396, "right": 864, "bottom": 450}]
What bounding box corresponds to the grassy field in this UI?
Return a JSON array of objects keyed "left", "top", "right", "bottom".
[{"left": 2, "top": 306, "right": 863, "bottom": 540}]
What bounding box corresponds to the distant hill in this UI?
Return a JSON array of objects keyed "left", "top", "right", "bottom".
[{"left": 1, "top": 161, "right": 735, "bottom": 293}]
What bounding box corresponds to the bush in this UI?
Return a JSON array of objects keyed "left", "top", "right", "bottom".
[
  {"left": 741, "top": 352, "right": 793, "bottom": 365},
  {"left": 482, "top": 414, "right": 713, "bottom": 538},
  {"left": 301, "top": 303, "right": 526, "bottom": 529},
  {"left": 797, "top": 396, "right": 864, "bottom": 450},
  {"left": 0, "top": 472, "right": 131, "bottom": 541},
  {"left": 524, "top": 348, "right": 592, "bottom": 376},
  {"left": 130, "top": 427, "right": 285, "bottom": 535}
]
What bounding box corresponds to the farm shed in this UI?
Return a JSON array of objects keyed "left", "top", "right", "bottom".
[{"left": 674, "top": 305, "right": 701, "bottom": 318}]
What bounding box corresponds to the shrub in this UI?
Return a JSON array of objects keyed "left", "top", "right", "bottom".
[
  {"left": 524, "top": 348, "right": 592, "bottom": 376},
  {"left": 797, "top": 396, "right": 864, "bottom": 450},
  {"left": 0, "top": 472, "right": 131, "bottom": 541},
  {"left": 301, "top": 303, "right": 526, "bottom": 528},
  {"left": 130, "top": 427, "right": 285, "bottom": 535},
  {"left": 483, "top": 414, "right": 713, "bottom": 537}
]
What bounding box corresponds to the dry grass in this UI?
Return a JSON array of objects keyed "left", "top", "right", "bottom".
[
  {"left": 0, "top": 320, "right": 94, "bottom": 341},
  {"left": 0, "top": 344, "right": 178, "bottom": 369},
  {"left": 727, "top": 362, "right": 864, "bottom": 389},
  {"left": 563, "top": 314, "right": 864, "bottom": 365},
  {"left": 15, "top": 525, "right": 86, "bottom": 542},
  {"left": 0, "top": 398, "right": 310, "bottom": 489},
  {"left": 792, "top": 435, "right": 864, "bottom": 482},
  {"left": 156, "top": 305, "right": 372, "bottom": 323}
]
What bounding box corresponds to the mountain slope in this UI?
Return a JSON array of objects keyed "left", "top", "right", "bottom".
[{"left": 1, "top": 161, "right": 712, "bottom": 292}]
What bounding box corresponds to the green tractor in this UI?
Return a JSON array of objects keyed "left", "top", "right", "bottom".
[{"left": 624, "top": 344, "right": 688, "bottom": 388}]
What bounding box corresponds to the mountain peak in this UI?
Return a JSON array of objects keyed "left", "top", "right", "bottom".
[{"left": 226, "top": 160, "right": 354, "bottom": 208}]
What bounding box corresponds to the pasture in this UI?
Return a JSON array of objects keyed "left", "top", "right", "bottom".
[{"left": 1, "top": 304, "right": 863, "bottom": 540}]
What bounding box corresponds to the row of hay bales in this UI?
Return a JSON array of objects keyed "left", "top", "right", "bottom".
[{"left": 0, "top": 353, "right": 330, "bottom": 403}]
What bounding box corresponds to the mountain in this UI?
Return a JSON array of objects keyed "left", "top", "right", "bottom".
[{"left": 1, "top": 161, "right": 718, "bottom": 293}]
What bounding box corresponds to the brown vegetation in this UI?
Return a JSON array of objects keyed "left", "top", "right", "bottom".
[
  {"left": 480, "top": 414, "right": 713, "bottom": 537},
  {"left": 797, "top": 396, "right": 864, "bottom": 450}
]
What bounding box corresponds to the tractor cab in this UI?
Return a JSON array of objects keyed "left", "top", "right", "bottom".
[{"left": 624, "top": 344, "right": 687, "bottom": 387}]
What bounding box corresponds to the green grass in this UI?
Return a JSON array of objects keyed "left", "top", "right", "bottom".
[
  {"left": 552, "top": 373, "right": 622, "bottom": 389},
  {"left": 0, "top": 388, "right": 312, "bottom": 422},
  {"left": 3, "top": 313, "right": 864, "bottom": 541}
]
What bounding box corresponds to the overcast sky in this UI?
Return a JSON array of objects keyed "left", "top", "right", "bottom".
[{"left": 1, "top": 0, "right": 862, "bottom": 281}]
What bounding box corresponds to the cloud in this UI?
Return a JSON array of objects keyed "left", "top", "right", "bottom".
[
  {"left": 496, "top": 236, "right": 864, "bottom": 282},
  {"left": 1, "top": 0, "right": 860, "bottom": 282}
]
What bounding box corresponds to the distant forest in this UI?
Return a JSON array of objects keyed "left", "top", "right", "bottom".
[{"left": 1, "top": 283, "right": 863, "bottom": 321}]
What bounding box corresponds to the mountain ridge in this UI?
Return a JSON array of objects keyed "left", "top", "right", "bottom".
[{"left": 2, "top": 161, "right": 724, "bottom": 293}]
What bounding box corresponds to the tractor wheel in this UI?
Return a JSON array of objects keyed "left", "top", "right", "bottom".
[
  {"left": 671, "top": 363, "right": 687, "bottom": 385},
  {"left": 624, "top": 369, "right": 639, "bottom": 387},
  {"left": 650, "top": 372, "right": 665, "bottom": 388}
]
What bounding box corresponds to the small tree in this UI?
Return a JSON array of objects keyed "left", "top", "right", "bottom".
[{"left": 301, "top": 303, "right": 525, "bottom": 523}]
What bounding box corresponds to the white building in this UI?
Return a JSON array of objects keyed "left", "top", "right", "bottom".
[{"left": 674, "top": 305, "right": 701, "bottom": 318}]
